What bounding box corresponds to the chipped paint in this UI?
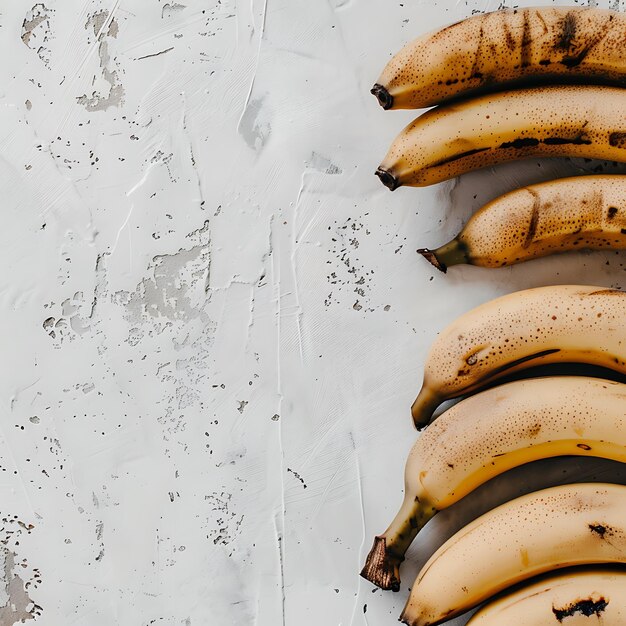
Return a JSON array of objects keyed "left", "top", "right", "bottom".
[
  {"left": 3, "top": 0, "right": 626, "bottom": 624},
  {"left": 21, "top": 3, "right": 53, "bottom": 66},
  {"left": 162, "top": 3, "right": 187, "bottom": 19},
  {"left": 76, "top": 10, "right": 124, "bottom": 111},
  {"left": 0, "top": 551, "right": 37, "bottom": 623}
]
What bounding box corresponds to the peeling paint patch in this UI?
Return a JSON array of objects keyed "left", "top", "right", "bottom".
[
  {"left": 114, "top": 221, "right": 211, "bottom": 325},
  {"left": 162, "top": 3, "right": 187, "bottom": 19},
  {"left": 42, "top": 290, "right": 96, "bottom": 343},
  {"left": 0, "top": 550, "right": 39, "bottom": 623},
  {"left": 21, "top": 4, "right": 53, "bottom": 66},
  {"left": 76, "top": 10, "right": 125, "bottom": 111}
]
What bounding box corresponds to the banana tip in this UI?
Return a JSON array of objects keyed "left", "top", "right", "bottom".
[
  {"left": 376, "top": 167, "right": 399, "bottom": 191},
  {"left": 417, "top": 248, "right": 447, "bottom": 273},
  {"left": 371, "top": 83, "right": 393, "bottom": 109}
]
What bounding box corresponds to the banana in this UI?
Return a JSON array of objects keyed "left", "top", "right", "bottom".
[
  {"left": 417, "top": 175, "right": 626, "bottom": 271},
  {"left": 411, "top": 284, "right": 626, "bottom": 429},
  {"left": 361, "top": 376, "right": 626, "bottom": 592},
  {"left": 372, "top": 7, "right": 626, "bottom": 110},
  {"left": 400, "top": 483, "right": 626, "bottom": 626},
  {"left": 467, "top": 568, "right": 626, "bottom": 626},
  {"left": 375, "top": 85, "right": 626, "bottom": 190}
]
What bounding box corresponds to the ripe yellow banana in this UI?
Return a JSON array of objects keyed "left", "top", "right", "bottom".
[
  {"left": 400, "top": 483, "right": 626, "bottom": 626},
  {"left": 361, "top": 376, "right": 626, "bottom": 592},
  {"left": 373, "top": 6, "right": 626, "bottom": 110},
  {"left": 418, "top": 175, "right": 626, "bottom": 271},
  {"left": 467, "top": 568, "right": 626, "bottom": 626},
  {"left": 376, "top": 85, "right": 626, "bottom": 189},
  {"left": 412, "top": 284, "right": 626, "bottom": 429}
]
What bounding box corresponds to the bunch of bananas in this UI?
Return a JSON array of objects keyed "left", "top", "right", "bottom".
[
  {"left": 375, "top": 5, "right": 626, "bottom": 270},
  {"left": 361, "top": 6, "right": 626, "bottom": 626}
]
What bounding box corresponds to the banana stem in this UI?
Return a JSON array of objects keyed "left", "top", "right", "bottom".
[
  {"left": 417, "top": 238, "right": 469, "bottom": 273},
  {"left": 411, "top": 387, "right": 441, "bottom": 429},
  {"left": 360, "top": 494, "right": 437, "bottom": 591}
]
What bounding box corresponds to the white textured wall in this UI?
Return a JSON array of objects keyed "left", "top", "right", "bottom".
[{"left": 2, "top": 0, "right": 626, "bottom": 624}]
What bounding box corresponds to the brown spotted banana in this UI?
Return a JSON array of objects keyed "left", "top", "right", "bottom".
[
  {"left": 411, "top": 284, "right": 626, "bottom": 429},
  {"left": 417, "top": 175, "right": 626, "bottom": 271},
  {"left": 400, "top": 483, "right": 626, "bottom": 626},
  {"left": 467, "top": 568, "right": 626, "bottom": 626},
  {"left": 361, "top": 376, "right": 626, "bottom": 591},
  {"left": 372, "top": 6, "right": 626, "bottom": 110},
  {"left": 375, "top": 85, "right": 626, "bottom": 189}
]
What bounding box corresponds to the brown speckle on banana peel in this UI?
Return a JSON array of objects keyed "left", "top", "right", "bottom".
[
  {"left": 420, "top": 175, "right": 626, "bottom": 270},
  {"left": 375, "top": 7, "right": 626, "bottom": 110},
  {"left": 466, "top": 569, "right": 623, "bottom": 626},
  {"left": 411, "top": 285, "right": 626, "bottom": 428},
  {"left": 378, "top": 85, "right": 626, "bottom": 189},
  {"left": 400, "top": 484, "right": 626, "bottom": 626},
  {"left": 552, "top": 598, "right": 608, "bottom": 622},
  {"left": 363, "top": 376, "right": 626, "bottom": 591}
]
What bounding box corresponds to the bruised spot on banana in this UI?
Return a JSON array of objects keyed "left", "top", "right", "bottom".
[
  {"left": 411, "top": 285, "right": 626, "bottom": 429},
  {"left": 361, "top": 376, "right": 626, "bottom": 592},
  {"left": 400, "top": 483, "right": 626, "bottom": 626},
  {"left": 467, "top": 568, "right": 626, "bottom": 626},
  {"left": 373, "top": 6, "right": 626, "bottom": 110},
  {"left": 376, "top": 85, "right": 626, "bottom": 189},
  {"left": 417, "top": 175, "right": 626, "bottom": 271}
]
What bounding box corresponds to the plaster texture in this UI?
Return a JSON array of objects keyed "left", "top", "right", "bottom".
[{"left": 1, "top": 0, "right": 626, "bottom": 624}]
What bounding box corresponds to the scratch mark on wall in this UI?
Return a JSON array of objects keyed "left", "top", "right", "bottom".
[
  {"left": 299, "top": 419, "right": 342, "bottom": 471},
  {"left": 238, "top": 0, "right": 270, "bottom": 147},
  {"left": 310, "top": 449, "right": 352, "bottom": 520},
  {"left": 290, "top": 170, "right": 307, "bottom": 364},
  {"left": 136, "top": 46, "right": 175, "bottom": 61},
  {"left": 87, "top": 253, "right": 109, "bottom": 324},
  {"left": 182, "top": 101, "right": 208, "bottom": 227},
  {"left": 272, "top": 513, "right": 286, "bottom": 626},
  {"left": 330, "top": 0, "right": 353, "bottom": 9},
  {"left": 271, "top": 207, "right": 287, "bottom": 626},
  {"left": 347, "top": 431, "right": 367, "bottom": 625}
]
